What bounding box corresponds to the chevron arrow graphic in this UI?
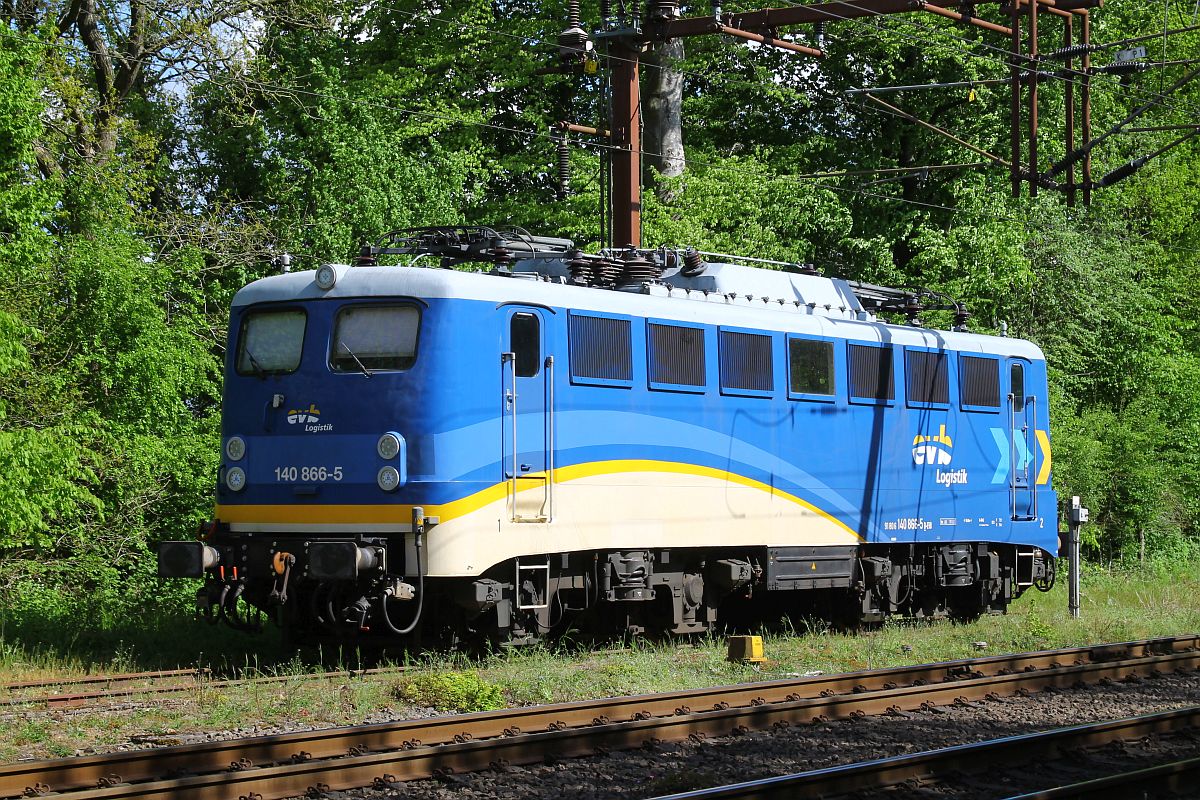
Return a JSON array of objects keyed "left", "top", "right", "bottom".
[{"left": 990, "top": 428, "right": 1010, "bottom": 484}]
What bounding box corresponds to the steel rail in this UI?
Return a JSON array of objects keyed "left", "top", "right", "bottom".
[
  {"left": 1002, "top": 754, "right": 1200, "bottom": 798},
  {"left": 650, "top": 706, "right": 1200, "bottom": 798},
  {"left": 3, "top": 636, "right": 1197, "bottom": 799},
  {"left": 1, "top": 669, "right": 205, "bottom": 693},
  {"left": 0, "top": 666, "right": 410, "bottom": 710}
]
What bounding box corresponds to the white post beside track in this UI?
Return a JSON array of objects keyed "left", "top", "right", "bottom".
[{"left": 1068, "top": 495, "right": 1088, "bottom": 619}]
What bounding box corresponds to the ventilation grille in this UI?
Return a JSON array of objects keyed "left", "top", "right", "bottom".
[
  {"left": 649, "top": 323, "right": 705, "bottom": 387},
  {"left": 720, "top": 330, "right": 773, "bottom": 392},
  {"left": 569, "top": 314, "right": 633, "bottom": 382},
  {"left": 849, "top": 344, "right": 894, "bottom": 401},
  {"left": 960, "top": 355, "right": 1001, "bottom": 408},
  {"left": 906, "top": 350, "right": 948, "bottom": 404}
]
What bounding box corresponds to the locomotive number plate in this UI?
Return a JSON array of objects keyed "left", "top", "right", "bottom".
[{"left": 274, "top": 466, "right": 344, "bottom": 482}]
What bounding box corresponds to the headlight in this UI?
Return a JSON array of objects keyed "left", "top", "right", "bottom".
[
  {"left": 377, "top": 432, "right": 401, "bottom": 460},
  {"left": 226, "top": 467, "right": 247, "bottom": 492},
  {"left": 377, "top": 466, "right": 400, "bottom": 492},
  {"left": 225, "top": 436, "right": 246, "bottom": 461},
  {"left": 315, "top": 264, "right": 338, "bottom": 290}
]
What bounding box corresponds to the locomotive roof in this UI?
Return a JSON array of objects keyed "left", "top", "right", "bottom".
[{"left": 232, "top": 262, "right": 1046, "bottom": 360}]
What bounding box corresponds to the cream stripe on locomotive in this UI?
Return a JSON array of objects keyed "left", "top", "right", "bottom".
[{"left": 217, "top": 459, "right": 860, "bottom": 576}]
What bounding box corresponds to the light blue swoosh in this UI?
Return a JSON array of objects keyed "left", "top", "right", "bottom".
[{"left": 427, "top": 410, "right": 857, "bottom": 516}]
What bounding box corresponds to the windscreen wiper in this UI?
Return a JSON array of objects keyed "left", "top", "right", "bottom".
[
  {"left": 338, "top": 341, "right": 373, "bottom": 378},
  {"left": 243, "top": 346, "right": 267, "bottom": 379}
]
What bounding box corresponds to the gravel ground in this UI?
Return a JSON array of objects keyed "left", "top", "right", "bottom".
[{"left": 317, "top": 670, "right": 1200, "bottom": 800}]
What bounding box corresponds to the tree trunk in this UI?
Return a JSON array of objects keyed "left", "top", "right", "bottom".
[{"left": 641, "top": 37, "right": 685, "bottom": 196}]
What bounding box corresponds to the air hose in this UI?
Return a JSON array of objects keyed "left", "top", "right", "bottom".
[{"left": 378, "top": 510, "right": 426, "bottom": 635}]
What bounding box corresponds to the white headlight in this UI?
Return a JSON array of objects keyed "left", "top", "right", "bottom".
[
  {"left": 315, "top": 264, "right": 338, "bottom": 290},
  {"left": 225, "top": 436, "right": 246, "bottom": 461},
  {"left": 377, "top": 432, "right": 401, "bottom": 460},
  {"left": 377, "top": 466, "right": 400, "bottom": 492},
  {"left": 226, "top": 467, "right": 247, "bottom": 492}
]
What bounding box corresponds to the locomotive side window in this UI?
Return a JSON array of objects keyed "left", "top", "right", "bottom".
[
  {"left": 848, "top": 343, "right": 894, "bottom": 403},
  {"left": 569, "top": 313, "right": 633, "bottom": 384},
  {"left": 648, "top": 322, "right": 705, "bottom": 389},
  {"left": 905, "top": 349, "right": 949, "bottom": 406},
  {"left": 237, "top": 309, "right": 306, "bottom": 375},
  {"left": 788, "top": 338, "right": 835, "bottom": 397},
  {"left": 719, "top": 329, "right": 773, "bottom": 394},
  {"left": 959, "top": 355, "right": 1001, "bottom": 410},
  {"left": 511, "top": 313, "right": 540, "bottom": 377},
  {"left": 1010, "top": 362, "right": 1026, "bottom": 410},
  {"left": 330, "top": 305, "right": 419, "bottom": 373}
]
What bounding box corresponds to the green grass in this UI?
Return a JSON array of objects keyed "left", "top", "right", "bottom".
[{"left": 1, "top": 561, "right": 1197, "bottom": 761}]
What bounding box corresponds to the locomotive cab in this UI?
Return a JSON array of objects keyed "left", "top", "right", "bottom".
[{"left": 158, "top": 264, "right": 443, "bottom": 637}]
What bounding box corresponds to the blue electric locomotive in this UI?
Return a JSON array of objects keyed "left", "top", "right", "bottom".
[{"left": 158, "top": 227, "right": 1056, "bottom": 644}]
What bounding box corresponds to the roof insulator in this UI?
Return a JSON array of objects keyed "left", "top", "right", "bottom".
[
  {"left": 356, "top": 246, "right": 377, "bottom": 267},
  {"left": 682, "top": 247, "right": 707, "bottom": 277}
]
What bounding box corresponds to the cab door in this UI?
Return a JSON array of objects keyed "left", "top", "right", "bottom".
[
  {"left": 502, "top": 309, "right": 553, "bottom": 522},
  {"left": 1007, "top": 359, "right": 1036, "bottom": 520}
]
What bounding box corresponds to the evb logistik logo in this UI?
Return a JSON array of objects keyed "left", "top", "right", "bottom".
[
  {"left": 912, "top": 424, "right": 967, "bottom": 486},
  {"left": 288, "top": 403, "right": 333, "bottom": 432}
]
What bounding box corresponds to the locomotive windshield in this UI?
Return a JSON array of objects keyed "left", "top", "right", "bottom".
[
  {"left": 330, "top": 304, "right": 419, "bottom": 372},
  {"left": 236, "top": 308, "right": 306, "bottom": 375}
]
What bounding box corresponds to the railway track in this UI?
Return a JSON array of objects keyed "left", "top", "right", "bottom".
[
  {"left": 650, "top": 706, "right": 1200, "bottom": 798},
  {"left": 0, "top": 666, "right": 409, "bottom": 710},
  {"left": 0, "top": 669, "right": 208, "bottom": 709},
  {"left": 3, "top": 635, "right": 1197, "bottom": 800},
  {"left": 2, "top": 668, "right": 206, "bottom": 693},
  {"left": 1005, "top": 753, "right": 1200, "bottom": 799}
]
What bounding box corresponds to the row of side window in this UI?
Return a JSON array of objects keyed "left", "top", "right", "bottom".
[{"left": 565, "top": 312, "right": 1005, "bottom": 411}]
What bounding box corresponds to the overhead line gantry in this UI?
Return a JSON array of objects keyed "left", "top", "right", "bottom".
[{"left": 542, "top": 0, "right": 1200, "bottom": 247}]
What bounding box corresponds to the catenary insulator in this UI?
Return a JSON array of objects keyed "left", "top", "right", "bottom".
[
  {"left": 1096, "top": 60, "right": 1149, "bottom": 76},
  {"left": 651, "top": 0, "right": 680, "bottom": 20},
  {"left": 1045, "top": 43, "right": 1097, "bottom": 61},
  {"left": 812, "top": 21, "right": 826, "bottom": 47},
  {"left": 558, "top": 24, "right": 590, "bottom": 60},
  {"left": 556, "top": 134, "right": 571, "bottom": 199}
]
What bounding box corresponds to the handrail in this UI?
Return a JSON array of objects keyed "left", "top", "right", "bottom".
[
  {"left": 1009, "top": 391, "right": 1018, "bottom": 521},
  {"left": 503, "top": 352, "right": 517, "bottom": 522},
  {"left": 545, "top": 355, "right": 555, "bottom": 523},
  {"left": 1028, "top": 395, "right": 1038, "bottom": 522}
]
